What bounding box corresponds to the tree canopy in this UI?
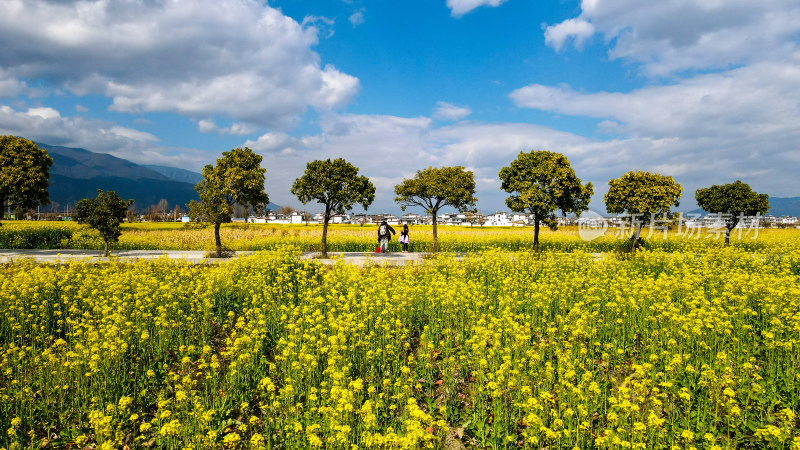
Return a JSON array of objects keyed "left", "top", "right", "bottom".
[
  {"left": 75, "top": 189, "right": 134, "bottom": 257},
  {"left": 498, "top": 150, "right": 593, "bottom": 252},
  {"left": 695, "top": 180, "right": 769, "bottom": 245},
  {"left": 605, "top": 171, "right": 682, "bottom": 251},
  {"left": 188, "top": 147, "right": 269, "bottom": 257},
  {"left": 292, "top": 158, "right": 375, "bottom": 257},
  {"left": 394, "top": 166, "right": 477, "bottom": 252},
  {"left": 0, "top": 136, "right": 53, "bottom": 223}
]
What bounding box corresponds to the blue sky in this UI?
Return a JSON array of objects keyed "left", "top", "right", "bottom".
[{"left": 1, "top": 0, "right": 799, "bottom": 214}]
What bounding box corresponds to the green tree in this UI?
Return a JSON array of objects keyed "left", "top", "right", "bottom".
[
  {"left": 394, "top": 166, "right": 477, "bottom": 252},
  {"left": 74, "top": 189, "right": 134, "bottom": 257},
  {"left": 695, "top": 180, "right": 769, "bottom": 245},
  {"left": 188, "top": 147, "right": 269, "bottom": 257},
  {"left": 498, "top": 150, "right": 593, "bottom": 252},
  {"left": 0, "top": 136, "right": 53, "bottom": 224},
  {"left": 291, "top": 158, "right": 375, "bottom": 258},
  {"left": 605, "top": 170, "right": 682, "bottom": 252}
]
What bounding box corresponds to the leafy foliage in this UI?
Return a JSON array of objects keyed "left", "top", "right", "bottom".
[
  {"left": 605, "top": 171, "right": 682, "bottom": 220},
  {"left": 605, "top": 171, "right": 682, "bottom": 252},
  {"left": 188, "top": 147, "right": 269, "bottom": 257},
  {"left": 498, "top": 150, "right": 593, "bottom": 251},
  {"left": 0, "top": 136, "right": 53, "bottom": 223},
  {"left": 394, "top": 166, "right": 477, "bottom": 252},
  {"left": 696, "top": 180, "right": 769, "bottom": 244},
  {"left": 74, "top": 189, "right": 134, "bottom": 256},
  {"left": 291, "top": 158, "right": 375, "bottom": 257}
]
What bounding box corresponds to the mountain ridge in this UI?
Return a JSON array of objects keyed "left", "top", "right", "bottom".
[
  {"left": 37, "top": 142, "right": 282, "bottom": 213},
  {"left": 38, "top": 143, "right": 171, "bottom": 181},
  {"left": 37, "top": 143, "right": 199, "bottom": 210},
  {"left": 143, "top": 164, "right": 203, "bottom": 185}
]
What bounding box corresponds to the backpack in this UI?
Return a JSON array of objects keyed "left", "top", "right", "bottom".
[{"left": 379, "top": 224, "right": 387, "bottom": 236}]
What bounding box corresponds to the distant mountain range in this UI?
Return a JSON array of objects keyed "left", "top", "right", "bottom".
[
  {"left": 764, "top": 197, "right": 800, "bottom": 217},
  {"left": 142, "top": 164, "right": 204, "bottom": 185},
  {"left": 686, "top": 196, "right": 800, "bottom": 217},
  {"left": 37, "top": 143, "right": 279, "bottom": 212}
]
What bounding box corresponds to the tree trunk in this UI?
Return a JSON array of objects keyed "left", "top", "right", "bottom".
[
  {"left": 103, "top": 239, "right": 110, "bottom": 257},
  {"left": 533, "top": 216, "right": 540, "bottom": 253},
  {"left": 432, "top": 213, "right": 439, "bottom": 252},
  {"left": 0, "top": 193, "right": 5, "bottom": 225},
  {"left": 725, "top": 226, "right": 732, "bottom": 246},
  {"left": 321, "top": 210, "right": 330, "bottom": 258},
  {"left": 214, "top": 222, "right": 222, "bottom": 257},
  {"left": 631, "top": 222, "right": 642, "bottom": 253}
]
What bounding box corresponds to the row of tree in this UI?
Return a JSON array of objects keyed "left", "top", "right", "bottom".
[
  {"left": 1, "top": 136, "right": 770, "bottom": 257},
  {"left": 186, "top": 147, "right": 769, "bottom": 257}
]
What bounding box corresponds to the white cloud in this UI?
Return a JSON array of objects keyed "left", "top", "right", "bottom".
[
  {"left": 0, "top": 69, "right": 29, "bottom": 97},
  {"left": 26, "top": 107, "right": 61, "bottom": 120},
  {"left": 349, "top": 10, "right": 365, "bottom": 27},
  {"left": 544, "top": 0, "right": 800, "bottom": 76},
  {"left": 226, "top": 123, "right": 257, "bottom": 136},
  {"left": 544, "top": 18, "right": 594, "bottom": 52},
  {"left": 197, "top": 119, "right": 218, "bottom": 134},
  {"left": 433, "top": 101, "right": 472, "bottom": 121},
  {"left": 510, "top": 55, "right": 800, "bottom": 141},
  {"left": 0, "top": 0, "right": 359, "bottom": 128},
  {"left": 108, "top": 126, "right": 159, "bottom": 142},
  {"left": 245, "top": 132, "right": 299, "bottom": 154},
  {"left": 302, "top": 15, "right": 336, "bottom": 39},
  {"left": 446, "top": 0, "right": 508, "bottom": 17},
  {"left": 197, "top": 119, "right": 257, "bottom": 136},
  {"left": 0, "top": 103, "right": 205, "bottom": 168},
  {"left": 312, "top": 65, "right": 361, "bottom": 110}
]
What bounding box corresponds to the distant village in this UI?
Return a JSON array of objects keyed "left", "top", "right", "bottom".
[
  {"left": 214, "top": 210, "right": 800, "bottom": 229},
  {"left": 22, "top": 205, "right": 800, "bottom": 229}
]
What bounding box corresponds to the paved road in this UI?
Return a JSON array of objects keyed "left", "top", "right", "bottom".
[
  {"left": 0, "top": 249, "right": 428, "bottom": 266},
  {"left": 0, "top": 250, "right": 599, "bottom": 266},
  {"left": 0, "top": 249, "right": 255, "bottom": 265},
  {"left": 299, "top": 251, "right": 427, "bottom": 266}
]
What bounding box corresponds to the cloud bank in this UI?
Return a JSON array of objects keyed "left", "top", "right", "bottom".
[
  {"left": 0, "top": 0, "right": 359, "bottom": 129},
  {"left": 0, "top": 103, "right": 208, "bottom": 169},
  {"left": 544, "top": 0, "right": 800, "bottom": 76}
]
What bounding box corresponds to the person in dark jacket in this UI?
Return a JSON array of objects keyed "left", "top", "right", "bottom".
[
  {"left": 377, "top": 220, "right": 396, "bottom": 253},
  {"left": 399, "top": 224, "right": 410, "bottom": 252}
]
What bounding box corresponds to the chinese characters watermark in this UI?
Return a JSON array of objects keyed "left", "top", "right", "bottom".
[{"left": 578, "top": 212, "right": 762, "bottom": 242}]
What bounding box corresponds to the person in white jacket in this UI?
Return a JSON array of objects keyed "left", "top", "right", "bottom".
[{"left": 398, "top": 224, "right": 410, "bottom": 252}]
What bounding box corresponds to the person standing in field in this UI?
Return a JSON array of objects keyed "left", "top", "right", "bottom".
[
  {"left": 399, "top": 224, "right": 410, "bottom": 252},
  {"left": 377, "top": 219, "right": 396, "bottom": 253}
]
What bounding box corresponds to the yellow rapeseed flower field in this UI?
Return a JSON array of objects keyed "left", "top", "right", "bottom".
[
  {"left": 1, "top": 224, "right": 799, "bottom": 448},
  {"left": 1, "top": 220, "right": 798, "bottom": 253}
]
